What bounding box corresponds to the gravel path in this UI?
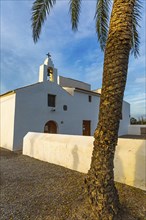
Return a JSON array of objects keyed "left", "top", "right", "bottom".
[{"left": 0, "top": 148, "right": 146, "bottom": 220}]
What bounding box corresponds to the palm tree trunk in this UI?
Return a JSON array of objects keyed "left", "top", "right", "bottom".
[{"left": 85, "top": 0, "right": 135, "bottom": 219}]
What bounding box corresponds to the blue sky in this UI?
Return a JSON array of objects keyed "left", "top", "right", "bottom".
[{"left": 0, "top": 0, "right": 145, "bottom": 118}]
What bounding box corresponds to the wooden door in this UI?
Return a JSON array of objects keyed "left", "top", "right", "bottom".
[
  {"left": 82, "top": 120, "right": 91, "bottom": 136},
  {"left": 44, "top": 121, "right": 57, "bottom": 133}
]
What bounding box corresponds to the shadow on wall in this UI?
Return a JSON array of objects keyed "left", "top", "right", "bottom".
[
  {"left": 28, "top": 134, "right": 43, "bottom": 157},
  {"left": 72, "top": 145, "right": 79, "bottom": 171},
  {"left": 115, "top": 140, "right": 146, "bottom": 190},
  {"left": 114, "top": 146, "right": 124, "bottom": 184},
  {"left": 134, "top": 142, "right": 145, "bottom": 190}
]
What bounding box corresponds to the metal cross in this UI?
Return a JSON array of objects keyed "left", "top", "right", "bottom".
[{"left": 46, "top": 52, "right": 51, "bottom": 58}]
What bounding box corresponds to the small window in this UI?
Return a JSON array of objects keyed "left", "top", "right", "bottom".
[
  {"left": 63, "top": 105, "right": 67, "bottom": 111},
  {"left": 88, "top": 95, "right": 92, "bottom": 102},
  {"left": 48, "top": 94, "right": 56, "bottom": 107}
]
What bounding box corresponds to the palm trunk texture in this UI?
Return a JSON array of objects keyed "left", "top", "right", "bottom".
[{"left": 85, "top": 0, "right": 135, "bottom": 219}]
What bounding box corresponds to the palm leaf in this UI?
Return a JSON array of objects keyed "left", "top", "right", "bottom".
[
  {"left": 31, "top": 0, "right": 56, "bottom": 43},
  {"left": 131, "top": 0, "right": 142, "bottom": 58},
  {"left": 95, "top": 0, "right": 111, "bottom": 51},
  {"left": 69, "top": 0, "right": 82, "bottom": 31}
]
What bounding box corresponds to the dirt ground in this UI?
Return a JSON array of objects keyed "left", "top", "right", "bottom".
[{"left": 0, "top": 148, "right": 146, "bottom": 220}]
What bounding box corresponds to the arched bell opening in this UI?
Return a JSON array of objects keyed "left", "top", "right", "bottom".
[{"left": 47, "top": 67, "right": 54, "bottom": 82}]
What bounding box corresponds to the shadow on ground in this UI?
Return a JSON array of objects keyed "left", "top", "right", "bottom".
[{"left": 0, "top": 148, "right": 145, "bottom": 220}]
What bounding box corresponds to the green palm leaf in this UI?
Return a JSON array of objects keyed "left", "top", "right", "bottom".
[
  {"left": 31, "top": 0, "right": 56, "bottom": 43},
  {"left": 131, "top": 0, "right": 142, "bottom": 58},
  {"left": 95, "top": 0, "right": 111, "bottom": 51},
  {"left": 69, "top": 0, "right": 82, "bottom": 31}
]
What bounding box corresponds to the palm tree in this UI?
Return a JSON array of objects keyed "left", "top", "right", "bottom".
[{"left": 31, "top": 0, "right": 141, "bottom": 219}]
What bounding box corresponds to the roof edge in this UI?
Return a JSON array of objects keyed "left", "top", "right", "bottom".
[{"left": 0, "top": 91, "right": 15, "bottom": 98}]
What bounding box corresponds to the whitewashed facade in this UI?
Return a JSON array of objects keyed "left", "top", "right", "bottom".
[{"left": 0, "top": 57, "right": 130, "bottom": 151}]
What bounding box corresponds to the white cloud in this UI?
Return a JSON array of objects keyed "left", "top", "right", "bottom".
[
  {"left": 84, "top": 62, "right": 103, "bottom": 83},
  {"left": 125, "top": 92, "right": 146, "bottom": 117},
  {"left": 135, "top": 77, "right": 146, "bottom": 83}
]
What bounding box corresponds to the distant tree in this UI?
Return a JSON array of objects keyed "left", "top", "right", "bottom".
[
  {"left": 130, "top": 117, "right": 137, "bottom": 124},
  {"left": 31, "top": 0, "right": 141, "bottom": 219},
  {"left": 131, "top": 116, "right": 146, "bottom": 125},
  {"left": 137, "top": 116, "right": 146, "bottom": 125}
]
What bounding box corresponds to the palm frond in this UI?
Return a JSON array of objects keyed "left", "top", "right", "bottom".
[
  {"left": 31, "top": 0, "right": 56, "bottom": 43},
  {"left": 69, "top": 0, "right": 82, "bottom": 31},
  {"left": 131, "top": 0, "right": 142, "bottom": 58},
  {"left": 95, "top": 0, "right": 111, "bottom": 51}
]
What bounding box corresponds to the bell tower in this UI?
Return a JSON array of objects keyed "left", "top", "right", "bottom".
[{"left": 38, "top": 53, "right": 58, "bottom": 83}]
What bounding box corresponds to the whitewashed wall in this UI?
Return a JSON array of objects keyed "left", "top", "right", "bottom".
[
  {"left": 0, "top": 73, "right": 130, "bottom": 151},
  {"left": 59, "top": 76, "right": 91, "bottom": 90},
  {"left": 23, "top": 132, "right": 146, "bottom": 190},
  {"left": 119, "top": 101, "right": 130, "bottom": 136},
  {"left": 128, "top": 125, "right": 146, "bottom": 135},
  {"left": 0, "top": 94, "right": 16, "bottom": 150},
  {"left": 13, "top": 80, "right": 129, "bottom": 151},
  {"left": 12, "top": 81, "right": 100, "bottom": 150},
  {"left": 0, "top": 80, "right": 130, "bottom": 151},
  {"left": 114, "top": 138, "right": 145, "bottom": 190}
]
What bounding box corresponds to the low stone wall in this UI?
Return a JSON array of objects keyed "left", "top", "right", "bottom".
[
  {"left": 128, "top": 125, "right": 146, "bottom": 135},
  {"left": 23, "top": 132, "right": 146, "bottom": 190}
]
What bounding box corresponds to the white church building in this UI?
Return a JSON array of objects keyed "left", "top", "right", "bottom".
[{"left": 0, "top": 56, "right": 130, "bottom": 151}]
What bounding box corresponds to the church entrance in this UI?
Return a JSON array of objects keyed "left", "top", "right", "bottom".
[{"left": 44, "top": 121, "right": 57, "bottom": 133}]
